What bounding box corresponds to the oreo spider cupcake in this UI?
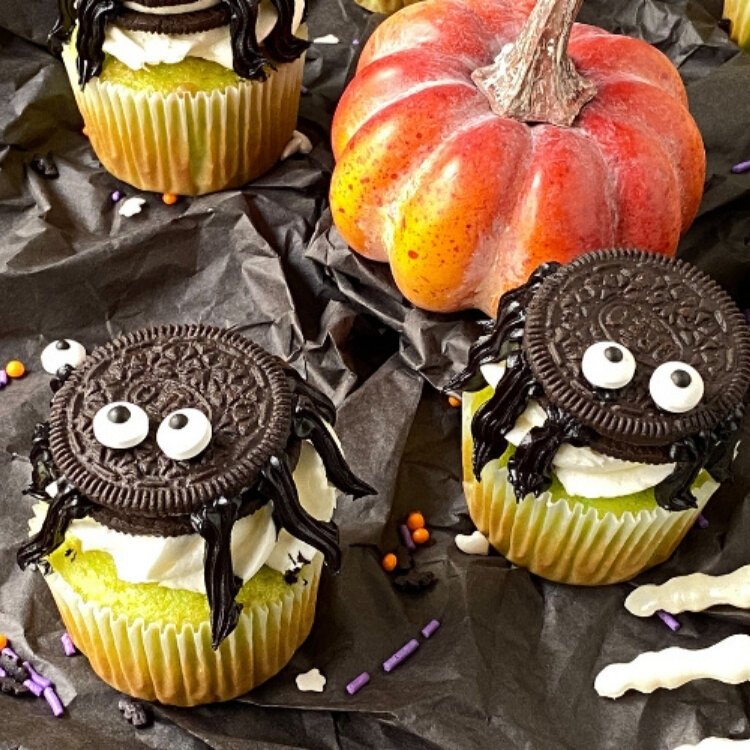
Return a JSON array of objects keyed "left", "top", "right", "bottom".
[
  {"left": 449, "top": 249, "right": 750, "bottom": 585},
  {"left": 18, "top": 325, "right": 373, "bottom": 705},
  {"left": 51, "top": 0, "right": 308, "bottom": 195}
]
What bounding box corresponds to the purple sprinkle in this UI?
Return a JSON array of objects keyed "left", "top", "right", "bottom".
[
  {"left": 382, "top": 638, "right": 419, "bottom": 673},
  {"left": 0, "top": 370, "right": 7, "bottom": 388},
  {"left": 24, "top": 679, "right": 43, "bottom": 697},
  {"left": 345, "top": 671, "right": 370, "bottom": 695},
  {"left": 421, "top": 619, "right": 440, "bottom": 638},
  {"left": 110, "top": 190, "right": 123, "bottom": 202},
  {"left": 2, "top": 646, "right": 20, "bottom": 660},
  {"left": 352, "top": 38, "right": 360, "bottom": 45},
  {"left": 695, "top": 513, "right": 709, "bottom": 529},
  {"left": 23, "top": 661, "right": 52, "bottom": 688},
  {"left": 731, "top": 160, "right": 750, "bottom": 174},
  {"left": 399, "top": 524, "right": 416, "bottom": 551},
  {"left": 0, "top": 666, "right": 5, "bottom": 678},
  {"left": 300, "top": 85, "right": 309, "bottom": 94},
  {"left": 61, "top": 632, "right": 77, "bottom": 656},
  {"left": 43, "top": 686, "right": 64, "bottom": 717},
  {"left": 656, "top": 609, "right": 681, "bottom": 632}
]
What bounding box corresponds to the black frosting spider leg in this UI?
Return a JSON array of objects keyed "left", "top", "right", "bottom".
[
  {"left": 471, "top": 350, "right": 541, "bottom": 478},
  {"left": 191, "top": 497, "right": 244, "bottom": 650},
  {"left": 259, "top": 454, "right": 341, "bottom": 571},
  {"left": 507, "top": 405, "right": 593, "bottom": 501},
  {"left": 222, "top": 0, "right": 274, "bottom": 80},
  {"left": 446, "top": 260, "right": 560, "bottom": 393},
  {"left": 291, "top": 398, "right": 375, "bottom": 498},
  {"left": 76, "top": 0, "right": 118, "bottom": 87},
  {"left": 264, "top": 0, "right": 310, "bottom": 62},
  {"left": 283, "top": 367, "right": 337, "bottom": 425},
  {"left": 17, "top": 481, "right": 93, "bottom": 571},
  {"left": 24, "top": 422, "right": 60, "bottom": 498},
  {"left": 704, "top": 405, "right": 745, "bottom": 483},
  {"left": 51, "top": 364, "right": 76, "bottom": 393},
  {"left": 49, "top": 0, "right": 77, "bottom": 51}
]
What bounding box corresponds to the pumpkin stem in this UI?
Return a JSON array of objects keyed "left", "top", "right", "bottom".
[{"left": 471, "top": 0, "right": 597, "bottom": 127}]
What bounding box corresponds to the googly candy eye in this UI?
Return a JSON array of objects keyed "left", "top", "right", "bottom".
[
  {"left": 93, "top": 402, "right": 149, "bottom": 449},
  {"left": 41, "top": 340, "right": 87, "bottom": 375},
  {"left": 156, "top": 408, "right": 212, "bottom": 461},
  {"left": 581, "top": 342, "right": 636, "bottom": 390},
  {"left": 649, "top": 362, "right": 704, "bottom": 413}
]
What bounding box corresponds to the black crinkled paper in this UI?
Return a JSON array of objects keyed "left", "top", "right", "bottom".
[{"left": 1, "top": 1, "right": 750, "bottom": 748}]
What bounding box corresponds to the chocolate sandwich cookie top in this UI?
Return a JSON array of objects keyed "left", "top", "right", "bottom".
[
  {"left": 523, "top": 249, "right": 750, "bottom": 448},
  {"left": 115, "top": 4, "right": 231, "bottom": 35},
  {"left": 48, "top": 324, "right": 292, "bottom": 517}
]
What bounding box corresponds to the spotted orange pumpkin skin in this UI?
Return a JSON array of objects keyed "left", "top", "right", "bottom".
[{"left": 330, "top": 0, "right": 705, "bottom": 315}]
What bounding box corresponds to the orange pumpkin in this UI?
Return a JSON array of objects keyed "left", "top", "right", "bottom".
[{"left": 330, "top": 0, "right": 706, "bottom": 315}]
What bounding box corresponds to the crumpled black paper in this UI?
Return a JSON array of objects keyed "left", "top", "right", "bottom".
[{"left": 1, "top": 1, "right": 750, "bottom": 748}]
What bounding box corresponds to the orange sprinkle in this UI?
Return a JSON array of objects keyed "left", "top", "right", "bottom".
[
  {"left": 406, "top": 512, "right": 425, "bottom": 531},
  {"left": 381, "top": 553, "right": 397, "bottom": 572},
  {"left": 0, "top": 634, "right": 6, "bottom": 650},
  {"left": 412, "top": 527, "right": 430, "bottom": 545},
  {"left": 162, "top": 193, "right": 179, "bottom": 205},
  {"left": 448, "top": 395, "right": 461, "bottom": 408},
  {"left": 6, "top": 360, "right": 25, "bottom": 378}
]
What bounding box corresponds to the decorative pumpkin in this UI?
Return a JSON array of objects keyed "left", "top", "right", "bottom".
[
  {"left": 725, "top": 0, "right": 750, "bottom": 52},
  {"left": 330, "top": 0, "right": 706, "bottom": 315}
]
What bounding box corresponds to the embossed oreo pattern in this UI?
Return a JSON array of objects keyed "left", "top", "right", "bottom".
[
  {"left": 49, "top": 325, "right": 292, "bottom": 516},
  {"left": 523, "top": 249, "right": 750, "bottom": 446}
]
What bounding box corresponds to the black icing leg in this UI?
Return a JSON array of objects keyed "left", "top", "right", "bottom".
[
  {"left": 51, "top": 364, "right": 75, "bottom": 393},
  {"left": 223, "top": 0, "right": 273, "bottom": 80},
  {"left": 26, "top": 423, "right": 58, "bottom": 497},
  {"left": 190, "top": 497, "right": 244, "bottom": 650},
  {"left": 508, "top": 405, "right": 592, "bottom": 501},
  {"left": 264, "top": 0, "right": 309, "bottom": 62},
  {"left": 17, "top": 484, "right": 92, "bottom": 570},
  {"left": 446, "top": 260, "right": 560, "bottom": 393},
  {"left": 284, "top": 367, "right": 336, "bottom": 425},
  {"left": 49, "top": 0, "right": 77, "bottom": 51},
  {"left": 260, "top": 454, "right": 341, "bottom": 571},
  {"left": 76, "top": 0, "right": 117, "bottom": 87},
  {"left": 704, "top": 405, "right": 744, "bottom": 483},
  {"left": 471, "top": 350, "right": 539, "bottom": 479},
  {"left": 655, "top": 438, "right": 706, "bottom": 511},
  {"left": 291, "top": 400, "right": 375, "bottom": 498}
]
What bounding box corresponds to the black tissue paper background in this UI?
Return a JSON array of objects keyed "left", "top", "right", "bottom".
[{"left": 1, "top": 1, "right": 750, "bottom": 748}]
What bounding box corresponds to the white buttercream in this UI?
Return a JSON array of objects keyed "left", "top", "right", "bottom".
[
  {"left": 478, "top": 361, "right": 676, "bottom": 498},
  {"left": 101, "top": 0, "right": 305, "bottom": 71},
  {"left": 123, "top": 1, "right": 221, "bottom": 14},
  {"left": 31, "top": 440, "right": 336, "bottom": 594}
]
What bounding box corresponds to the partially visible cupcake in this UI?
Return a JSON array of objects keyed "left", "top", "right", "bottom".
[
  {"left": 51, "top": 1, "right": 308, "bottom": 195},
  {"left": 18, "top": 325, "right": 373, "bottom": 705},
  {"left": 354, "top": 0, "right": 422, "bottom": 14},
  {"left": 448, "top": 249, "right": 750, "bottom": 585},
  {"left": 725, "top": 0, "right": 750, "bottom": 52}
]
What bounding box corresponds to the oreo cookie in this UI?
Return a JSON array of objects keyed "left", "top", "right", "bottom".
[
  {"left": 450, "top": 249, "right": 750, "bottom": 511},
  {"left": 18, "top": 324, "right": 374, "bottom": 647},
  {"left": 114, "top": 6, "right": 231, "bottom": 35}
]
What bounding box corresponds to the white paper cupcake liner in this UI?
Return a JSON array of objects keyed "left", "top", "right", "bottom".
[
  {"left": 62, "top": 44, "right": 304, "bottom": 195},
  {"left": 43, "top": 554, "right": 322, "bottom": 706}
]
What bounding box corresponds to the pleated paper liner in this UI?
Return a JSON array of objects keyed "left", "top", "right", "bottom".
[
  {"left": 460, "top": 394, "right": 718, "bottom": 585},
  {"left": 44, "top": 554, "right": 322, "bottom": 706},
  {"left": 61, "top": 44, "right": 304, "bottom": 195},
  {"left": 354, "top": 0, "right": 423, "bottom": 14},
  {"left": 725, "top": 0, "right": 750, "bottom": 51}
]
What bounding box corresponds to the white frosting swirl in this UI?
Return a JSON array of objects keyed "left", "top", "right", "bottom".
[
  {"left": 479, "top": 362, "right": 676, "bottom": 498},
  {"left": 31, "top": 440, "right": 335, "bottom": 594},
  {"left": 101, "top": 0, "right": 305, "bottom": 71}
]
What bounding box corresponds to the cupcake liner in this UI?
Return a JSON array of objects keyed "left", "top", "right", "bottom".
[
  {"left": 354, "top": 0, "right": 423, "bottom": 14},
  {"left": 725, "top": 0, "right": 750, "bottom": 50},
  {"left": 43, "top": 554, "right": 322, "bottom": 706},
  {"left": 462, "top": 399, "right": 718, "bottom": 585},
  {"left": 62, "top": 45, "right": 304, "bottom": 195}
]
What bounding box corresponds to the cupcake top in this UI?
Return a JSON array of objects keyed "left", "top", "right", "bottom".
[
  {"left": 52, "top": 0, "right": 308, "bottom": 86},
  {"left": 450, "top": 249, "right": 750, "bottom": 511},
  {"left": 19, "top": 324, "right": 373, "bottom": 647}
]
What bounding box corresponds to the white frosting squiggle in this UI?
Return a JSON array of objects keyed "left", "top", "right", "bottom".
[
  {"left": 31, "top": 440, "right": 335, "bottom": 594},
  {"left": 674, "top": 739, "right": 750, "bottom": 750},
  {"left": 101, "top": 0, "right": 305, "bottom": 71},
  {"left": 479, "top": 362, "right": 676, "bottom": 498}
]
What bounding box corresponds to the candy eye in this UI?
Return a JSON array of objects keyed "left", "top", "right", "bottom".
[
  {"left": 649, "top": 362, "right": 704, "bottom": 413},
  {"left": 41, "top": 339, "right": 87, "bottom": 374},
  {"left": 93, "top": 402, "right": 149, "bottom": 449},
  {"left": 581, "top": 342, "right": 636, "bottom": 390},
  {"left": 156, "top": 408, "right": 212, "bottom": 460}
]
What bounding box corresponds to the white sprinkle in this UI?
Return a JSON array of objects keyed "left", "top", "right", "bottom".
[
  {"left": 118, "top": 197, "right": 146, "bottom": 217},
  {"left": 45, "top": 481, "right": 59, "bottom": 499},
  {"left": 674, "top": 740, "right": 750, "bottom": 750},
  {"left": 295, "top": 668, "right": 326, "bottom": 692},
  {"left": 313, "top": 34, "right": 340, "bottom": 44},
  {"left": 455, "top": 530, "right": 490, "bottom": 556},
  {"left": 281, "top": 130, "right": 313, "bottom": 160}
]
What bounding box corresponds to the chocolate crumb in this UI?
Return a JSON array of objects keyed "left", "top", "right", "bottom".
[
  {"left": 30, "top": 153, "right": 59, "bottom": 180},
  {"left": 118, "top": 697, "right": 152, "bottom": 728},
  {"left": 393, "top": 570, "right": 436, "bottom": 593},
  {"left": 0, "top": 675, "right": 30, "bottom": 696},
  {"left": 395, "top": 544, "right": 414, "bottom": 572},
  {"left": 0, "top": 653, "right": 30, "bottom": 684}
]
